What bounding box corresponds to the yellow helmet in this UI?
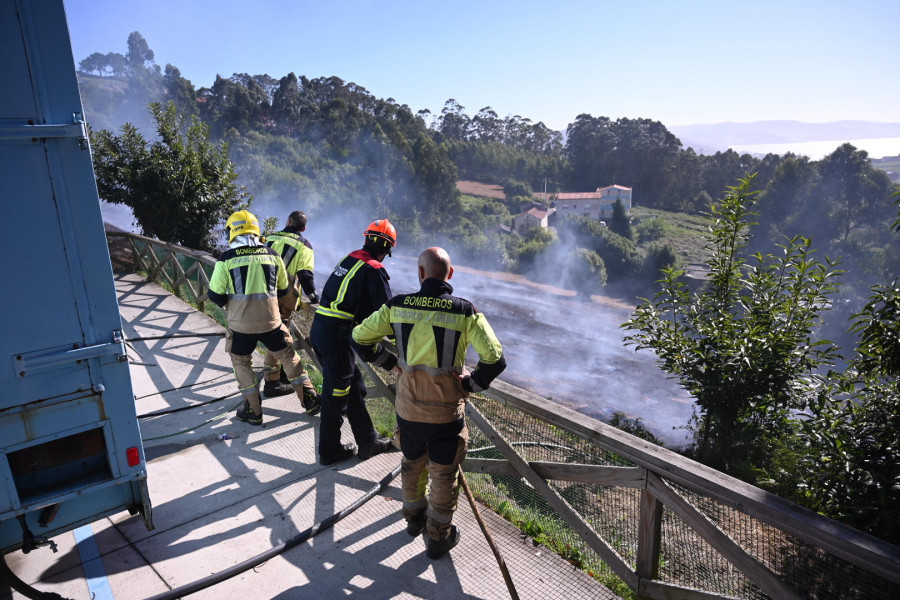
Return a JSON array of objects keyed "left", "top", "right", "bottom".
[{"left": 225, "top": 210, "right": 260, "bottom": 242}]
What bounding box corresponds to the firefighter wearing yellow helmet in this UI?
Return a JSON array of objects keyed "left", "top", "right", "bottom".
[
  {"left": 208, "top": 210, "right": 319, "bottom": 425},
  {"left": 309, "top": 219, "right": 398, "bottom": 465}
]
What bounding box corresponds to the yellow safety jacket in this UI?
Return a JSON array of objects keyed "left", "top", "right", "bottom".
[
  {"left": 353, "top": 278, "right": 505, "bottom": 423},
  {"left": 208, "top": 245, "right": 290, "bottom": 334},
  {"left": 266, "top": 227, "right": 316, "bottom": 316}
]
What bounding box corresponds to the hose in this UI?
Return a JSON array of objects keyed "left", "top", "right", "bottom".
[
  {"left": 126, "top": 333, "right": 225, "bottom": 342},
  {"left": 146, "top": 464, "right": 402, "bottom": 600},
  {"left": 0, "top": 554, "right": 71, "bottom": 600},
  {"left": 141, "top": 399, "right": 244, "bottom": 441},
  {"left": 137, "top": 387, "right": 237, "bottom": 419}
]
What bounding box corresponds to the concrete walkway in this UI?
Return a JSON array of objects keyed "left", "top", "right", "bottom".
[{"left": 1, "top": 273, "right": 618, "bottom": 600}]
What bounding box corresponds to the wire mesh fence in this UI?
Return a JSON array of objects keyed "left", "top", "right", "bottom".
[{"left": 463, "top": 394, "right": 900, "bottom": 599}]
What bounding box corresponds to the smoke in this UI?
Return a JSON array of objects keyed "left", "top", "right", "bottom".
[{"left": 306, "top": 228, "right": 693, "bottom": 446}]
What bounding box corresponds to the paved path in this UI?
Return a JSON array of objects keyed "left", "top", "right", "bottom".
[{"left": 2, "top": 273, "right": 618, "bottom": 600}]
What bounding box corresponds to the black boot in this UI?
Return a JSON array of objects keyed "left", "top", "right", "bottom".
[
  {"left": 319, "top": 443, "right": 357, "bottom": 466},
  {"left": 302, "top": 387, "right": 321, "bottom": 415},
  {"left": 406, "top": 510, "right": 427, "bottom": 536},
  {"left": 425, "top": 525, "right": 460, "bottom": 559},
  {"left": 358, "top": 436, "right": 394, "bottom": 460},
  {"left": 235, "top": 401, "right": 263, "bottom": 425},
  {"left": 263, "top": 379, "right": 294, "bottom": 398}
]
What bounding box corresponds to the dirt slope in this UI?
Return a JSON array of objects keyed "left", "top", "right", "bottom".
[{"left": 457, "top": 180, "right": 505, "bottom": 199}]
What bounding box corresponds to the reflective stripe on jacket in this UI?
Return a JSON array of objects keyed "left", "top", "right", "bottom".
[
  {"left": 352, "top": 278, "right": 505, "bottom": 423},
  {"left": 315, "top": 249, "right": 391, "bottom": 324},
  {"left": 209, "top": 245, "right": 289, "bottom": 334},
  {"left": 266, "top": 227, "right": 316, "bottom": 296}
]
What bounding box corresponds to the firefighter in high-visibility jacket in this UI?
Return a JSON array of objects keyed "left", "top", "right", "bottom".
[
  {"left": 352, "top": 246, "right": 506, "bottom": 560},
  {"left": 309, "top": 219, "right": 399, "bottom": 466},
  {"left": 208, "top": 210, "right": 318, "bottom": 425},
  {"left": 261, "top": 210, "right": 320, "bottom": 410}
]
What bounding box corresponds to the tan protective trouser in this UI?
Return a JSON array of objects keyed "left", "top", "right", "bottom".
[
  {"left": 263, "top": 319, "right": 314, "bottom": 392},
  {"left": 401, "top": 434, "right": 468, "bottom": 541},
  {"left": 227, "top": 325, "right": 313, "bottom": 410}
]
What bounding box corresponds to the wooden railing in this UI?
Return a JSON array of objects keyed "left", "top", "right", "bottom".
[{"left": 107, "top": 232, "right": 900, "bottom": 600}]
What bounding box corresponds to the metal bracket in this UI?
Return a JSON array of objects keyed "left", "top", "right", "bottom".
[
  {"left": 14, "top": 330, "right": 128, "bottom": 377},
  {"left": 0, "top": 113, "right": 88, "bottom": 147}
]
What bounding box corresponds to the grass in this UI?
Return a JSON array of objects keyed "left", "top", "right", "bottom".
[
  {"left": 467, "top": 462, "right": 635, "bottom": 599},
  {"left": 632, "top": 206, "right": 714, "bottom": 265}
]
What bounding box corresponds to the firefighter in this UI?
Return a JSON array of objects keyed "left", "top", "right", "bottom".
[
  {"left": 309, "top": 219, "right": 399, "bottom": 465},
  {"left": 208, "top": 210, "right": 319, "bottom": 425},
  {"left": 352, "top": 246, "right": 506, "bottom": 559},
  {"left": 261, "top": 210, "right": 320, "bottom": 413}
]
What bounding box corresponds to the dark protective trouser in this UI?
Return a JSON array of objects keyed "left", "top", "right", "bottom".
[
  {"left": 226, "top": 323, "right": 311, "bottom": 413},
  {"left": 397, "top": 416, "right": 468, "bottom": 541},
  {"left": 309, "top": 317, "right": 379, "bottom": 455}
]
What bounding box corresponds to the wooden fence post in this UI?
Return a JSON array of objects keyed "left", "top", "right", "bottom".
[{"left": 636, "top": 488, "right": 663, "bottom": 599}]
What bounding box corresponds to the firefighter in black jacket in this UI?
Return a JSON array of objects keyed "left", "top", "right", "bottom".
[
  {"left": 309, "top": 219, "right": 399, "bottom": 465},
  {"left": 261, "top": 210, "right": 320, "bottom": 410}
]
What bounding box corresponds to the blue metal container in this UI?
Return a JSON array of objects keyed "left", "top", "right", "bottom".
[{"left": 0, "top": 0, "right": 153, "bottom": 554}]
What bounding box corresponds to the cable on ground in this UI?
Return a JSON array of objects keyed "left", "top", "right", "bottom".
[
  {"left": 0, "top": 554, "right": 71, "bottom": 600},
  {"left": 145, "top": 464, "right": 402, "bottom": 600}
]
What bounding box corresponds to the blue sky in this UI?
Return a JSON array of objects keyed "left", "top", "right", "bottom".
[{"left": 65, "top": 0, "right": 899, "bottom": 131}]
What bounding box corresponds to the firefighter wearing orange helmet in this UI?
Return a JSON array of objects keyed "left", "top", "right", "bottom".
[{"left": 309, "top": 219, "right": 399, "bottom": 465}]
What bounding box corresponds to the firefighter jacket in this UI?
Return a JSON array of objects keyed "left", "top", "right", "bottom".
[
  {"left": 266, "top": 226, "right": 316, "bottom": 298},
  {"left": 352, "top": 278, "right": 506, "bottom": 424},
  {"left": 208, "top": 245, "right": 290, "bottom": 334},
  {"left": 314, "top": 249, "right": 392, "bottom": 326}
]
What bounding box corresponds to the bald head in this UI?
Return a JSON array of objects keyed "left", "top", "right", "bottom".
[{"left": 418, "top": 247, "right": 453, "bottom": 282}]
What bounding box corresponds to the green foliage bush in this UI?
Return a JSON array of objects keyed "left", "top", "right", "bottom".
[
  {"left": 503, "top": 179, "right": 533, "bottom": 199},
  {"left": 91, "top": 102, "right": 251, "bottom": 252},
  {"left": 634, "top": 217, "right": 670, "bottom": 244},
  {"left": 564, "top": 248, "right": 607, "bottom": 294},
  {"left": 623, "top": 175, "right": 843, "bottom": 480}
]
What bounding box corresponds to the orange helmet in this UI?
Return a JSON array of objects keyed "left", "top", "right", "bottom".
[{"left": 364, "top": 219, "right": 397, "bottom": 247}]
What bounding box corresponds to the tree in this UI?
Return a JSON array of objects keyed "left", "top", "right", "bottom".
[
  {"left": 79, "top": 52, "right": 107, "bottom": 76},
  {"left": 622, "top": 175, "right": 842, "bottom": 479},
  {"left": 126, "top": 31, "right": 154, "bottom": 69},
  {"left": 163, "top": 65, "right": 198, "bottom": 118},
  {"left": 503, "top": 179, "right": 532, "bottom": 200},
  {"left": 472, "top": 106, "right": 501, "bottom": 142},
  {"left": 609, "top": 199, "right": 633, "bottom": 240},
  {"left": 565, "top": 115, "right": 683, "bottom": 204},
  {"left": 798, "top": 190, "right": 900, "bottom": 544},
  {"left": 106, "top": 52, "right": 128, "bottom": 77},
  {"left": 92, "top": 102, "right": 251, "bottom": 251},
  {"left": 411, "top": 133, "right": 459, "bottom": 228},
  {"left": 437, "top": 99, "right": 471, "bottom": 142}
]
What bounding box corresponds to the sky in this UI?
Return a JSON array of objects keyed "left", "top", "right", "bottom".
[{"left": 64, "top": 0, "right": 899, "bottom": 133}]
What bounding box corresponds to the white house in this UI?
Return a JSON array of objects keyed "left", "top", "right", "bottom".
[
  {"left": 513, "top": 206, "right": 554, "bottom": 234},
  {"left": 553, "top": 185, "right": 632, "bottom": 221}
]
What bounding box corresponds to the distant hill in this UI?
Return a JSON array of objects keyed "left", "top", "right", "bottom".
[{"left": 670, "top": 120, "right": 900, "bottom": 150}]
